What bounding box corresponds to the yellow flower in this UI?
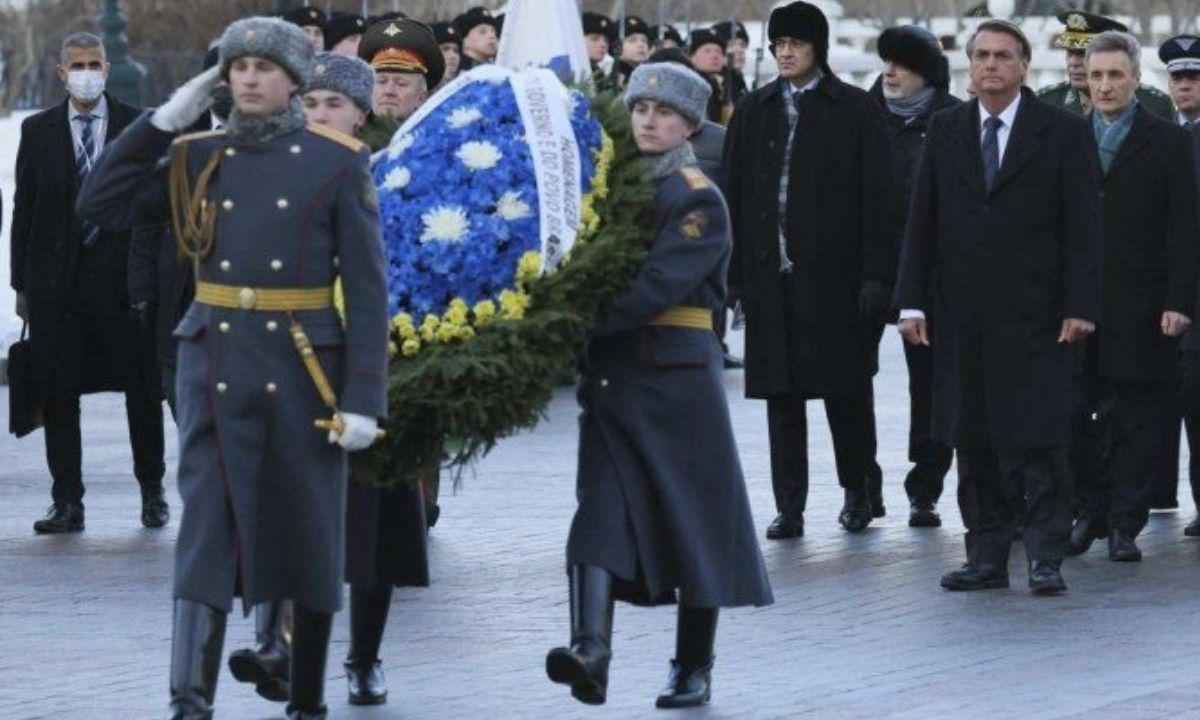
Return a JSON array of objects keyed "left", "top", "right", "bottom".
[
  {"left": 388, "top": 341, "right": 399, "bottom": 358},
  {"left": 401, "top": 338, "right": 421, "bottom": 357},
  {"left": 473, "top": 300, "right": 496, "bottom": 326},
  {"left": 392, "top": 313, "right": 417, "bottom": 340},
  {"left": 499, "top": 289, "right": 530, "bottom": 320},
  {"left": 516, "top": 251, "right": 541, "bottom": 286},
  {"left": 457, "top": 325, "right": 476, "bottom": 341},
  {"left": 436, "top": 323, "right": 459, "bottom": 343},
  {"left": 420, "top": 325, "right": 436, "bottom": 343},
  {"left": 444, "top": 299, "right": 469, "bottom": 327}
]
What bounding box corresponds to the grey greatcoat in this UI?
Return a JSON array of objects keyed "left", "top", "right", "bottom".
[
  {"left": 77, "top": 114, "right": 389, "bottom": 614},
  {"left": 566, "top": 162, "right": 773, "bottom": 609}
]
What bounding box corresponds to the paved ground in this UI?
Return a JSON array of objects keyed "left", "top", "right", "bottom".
[{"left": 3, "top": 331, "right": 1200, "bottom": 720}]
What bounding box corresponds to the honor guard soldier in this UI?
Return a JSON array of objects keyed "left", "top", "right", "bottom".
[
  {"left": 582, "top": 12, "right": 617, "bottom": 86},
  {"left": 431, "top": 21, "right": 463, "bottom": 88},
  {"left": 281, "top": 6, "right": 328, "bottom": 54},
  {"left": 545, "top": 61, "right": 772, "bottom": 710},
  {"left": 1038, "top": 11, "right": 1173, "bottom": 119},
  {"left": 453, "top": 6, "right": 500, "bottom": 71},
  {"left": 77, "top": 16, "right": 388, "bottom": 720}
]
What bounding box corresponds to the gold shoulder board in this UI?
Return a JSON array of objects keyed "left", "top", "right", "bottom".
[
  {"left": 680, "top": 167, "right": 710, "bottom": 191},
  {"left": 306, "top": 123, "right": 367, "bottom": 153},
  {"left": 172, "top": 129, "right": 227, "bottom": 146}
]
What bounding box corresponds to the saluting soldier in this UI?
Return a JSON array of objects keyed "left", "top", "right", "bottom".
[
  {"left": 1038, "top": 11, "right": 1174, "bottom": 119},
  {"left": 77, "top": 17, "right": 388, "bottom": 719},
  {"left": 545, "top": 61, "right": 772, "bottom": 711}
]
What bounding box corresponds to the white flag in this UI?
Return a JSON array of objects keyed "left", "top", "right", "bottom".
[{"left": 496, "top": 0, "right": 591, "bottom": 84}]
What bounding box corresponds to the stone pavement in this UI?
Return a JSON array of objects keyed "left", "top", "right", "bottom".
[{"left": 3, "top": 331, "right": 1200, "bottom": 720}]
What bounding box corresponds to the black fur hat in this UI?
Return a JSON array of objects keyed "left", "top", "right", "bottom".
[{"left": 877, "top": 25, "right": 948, "bottom": 91}]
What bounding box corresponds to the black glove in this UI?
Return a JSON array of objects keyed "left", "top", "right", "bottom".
[{"left": 858, "top": 280, "right": 892, "bottom": 323}]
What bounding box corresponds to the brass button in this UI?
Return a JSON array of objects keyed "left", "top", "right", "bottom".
[
  {"left": 216, "top": 382, "right": 228, "bottom": 393},
  {"left": 599, "top": 378, "right": 609, "bottom": 388},
  {"left": 276, "top": 198, "right": 289, "bottom": 210},
  {"left": 290, "top": 145, "right": 302, "bottom": 155},
  {"left": 270, "top": 259, "right": 283, "bottom": 271},
  {"left": 224, "top": 147, "right": 236, "bottom": 157},
  {"left": 219, "top": 260, "right": 231, "bottom": 272},
  {"left": 238, "top": 287, "right": 257, "bottom": 310},
  {"left": 221, "top": 199, "right": 234, "bottom": 211},
  {"left": 332, "top": 256, "right": 340, "bottom": 268},
  {"left": 265, "top": 382, "right": 277, "bottom": 394},
  {"left": 218, "top": 321, "right": 230, "bottom": 333},
  {"left": 266, "top": 320, "right": 278, "bottom": 332}
]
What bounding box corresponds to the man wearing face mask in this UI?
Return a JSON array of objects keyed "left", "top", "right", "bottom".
[
  {"left": 12, "top": 32, "right": 165, "bottom": 535},
  {"left": 870, "top": 26, "right": 961, "bottom": 528},
  {"left": 76, "top": 16, "right": 388, "bottom": 719}
]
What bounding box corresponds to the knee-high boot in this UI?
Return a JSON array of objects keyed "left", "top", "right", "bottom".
[
  {"left": 655, "top": 605, "right": 718, "bottom": 709},
  {"left": 345, "top": 584, "right": 392, "bottom": 705},
  {"left": 227, "top": 600, "right": 292, "bottom": 701},
  {"left": 286, "top": 604, "right": 333, "bottom": 720},
  {"left": 545, "top": 564, "right": 614, "bottom": 705},
  {"left": 168, "top": 599, "right": 227, "bottom": 720}
]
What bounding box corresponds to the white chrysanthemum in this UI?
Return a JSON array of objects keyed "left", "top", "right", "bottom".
[
  {"left": 495, "top": 191, "right": 532, "bottom": 221},
  {"left": 420, "top": 206, "right": 470, "bottom": 243},
  {"left": 382, "top": 167, "right": 411, "bottom": 190},
  {"left": 448, "top": 106, "right": 483, "bottom": 128},
  {"left": 457, "top": 140, "right": 503, "bottom": 171},
  {"left": 387, "top": 133, "right": 415, "bottom": 159}
]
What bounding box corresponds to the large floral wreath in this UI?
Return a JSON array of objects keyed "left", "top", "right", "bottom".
[{"left": 357, "top": 74, "right": 653, "bottom": 487}]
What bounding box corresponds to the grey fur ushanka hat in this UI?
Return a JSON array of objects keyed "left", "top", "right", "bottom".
[
  {"left": 220, "top": 16, "right": 316, "bottom": 87},
  {"left": 623, "top": 61, "right": 713, "bottom": 126},
  {"left": 305, "top": 52, "right": 375, "bottom": 114}
]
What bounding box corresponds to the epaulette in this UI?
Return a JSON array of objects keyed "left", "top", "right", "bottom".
[
  {"left": 680, "top": 167, "right": 710, "bottom": 191},
  {"left": 307, "top": 123, "right": 367, "bottom": 153},
  {"left": 171, "top": 129, "right": 227, "bottom": 146}
]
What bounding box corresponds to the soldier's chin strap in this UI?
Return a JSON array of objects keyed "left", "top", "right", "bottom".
[{"left": 287, "top": 312, "right": 385, "bottom": 440}]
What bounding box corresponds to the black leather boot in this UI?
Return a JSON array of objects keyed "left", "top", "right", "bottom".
[
  {"left": 227, "top": 600, "right": 292, "bottom": 702},
  {"left": 838, "top": 489, "right": 873, "bottom": 532},
  {"left": 546, "top": 564, "right": 614, "bottom": 705},
  {"left": 941, "top": 538, "right": 1010, "bottom": 591},
  {"left": 140, "top": 483, "right": 169, "bottom": 529},
  {"left": 168, "top": 600, "right": 227, "bottom": 720},
  {"left": 286, "top": 604, "right": 333, "bottom": 719},
  {"left": 346, "top": 584, "right": 392, "bottom": 706},
  {"left": 656, "top": 605, "right": 718, "bottom": 709}
]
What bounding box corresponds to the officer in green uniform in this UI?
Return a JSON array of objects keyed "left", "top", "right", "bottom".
[
  {"left": 1038, "top": 10, "right": 1174, "bottom": 119},
  {"left": 355, "top": 16, "right": 446, "bottom": 154}
]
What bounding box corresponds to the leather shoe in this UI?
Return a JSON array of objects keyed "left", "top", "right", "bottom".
[
  {"left": 908, "top": 502, "right": 941, "bottom": 528},
  {"left": 655, "top": 659, "right": 713, "bottom": 709},
  {"left": 1067, "top": 515, "right": 1104, "bottom": 556},
  {"left": 765, "top": 513, "right": 803, "bottom": 540},
  {"left": 940, "top": 563, "right": 1009, "bottom": 591},
  {"left": 33, "top": 503, "right": 84, "bottom": 534},
  {"left": 346, "top": 660, "right": 387, "bottom": 706},
  {"left": 1185, "top": 517, "right": 1200, "bottom": 537},
  {"left": 141, "top": 488, "right": 170, "bottom": 529},
  {"left": 1107, "top": 530, "right": 1142, "bottom": 562},
  {"left": 838, "top": 490, "right": 872, "bottom": 533},
  {"left": 1028, "top": 560, "right": 1067, "bottom": 595}
]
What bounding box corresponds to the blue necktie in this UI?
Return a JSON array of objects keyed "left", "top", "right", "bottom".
[
  {"left": 981, "top": 115, "right": 1002, "bottom": 192},
  {"left": 75, "top": 114, "right": 100, "bottom": 246}
]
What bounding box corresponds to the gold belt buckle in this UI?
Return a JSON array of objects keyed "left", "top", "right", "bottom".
[{"left": 238, "top": 287, "right": 257, "bottom": 310}]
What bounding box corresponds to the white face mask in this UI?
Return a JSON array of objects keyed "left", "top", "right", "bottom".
[{"left": 66, "top": 70, "right": 106, "bottom": 102}]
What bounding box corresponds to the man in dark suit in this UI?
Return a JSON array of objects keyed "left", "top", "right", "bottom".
[
  {"left": 896, "top": 20, "right": 1102, "bottom": 595},
  {"left": 11, "top": 32, "right": 165, "bottom": 534},
  {"left": 723, "top": 2, "right": 892, "bottom": 538},
  {"left": 1066, "top": 32, "right": 1198, "bottom": 562}
]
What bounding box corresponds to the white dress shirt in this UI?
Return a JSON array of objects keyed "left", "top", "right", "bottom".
[
  {"left": 68, "top": 95, "right": 108, "bottom": 173},
  {"left": 900, "top": 93, "right": 1023, "bottom": 323}
]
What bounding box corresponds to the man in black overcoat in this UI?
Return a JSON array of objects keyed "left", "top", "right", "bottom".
[
  {"left": 896, "top": 20, "right": 1102, "bottom": 595},
  {"left": 12, "top": 32, "right": 165, "bottom": 534},
  {"left": 1066, "top": 32, "right": 1198, "bottom": 562},
  {"left": 871, "top": 25, "right": 961, "bottom": 529},
  {"left": 723, "top": 1, "right": 893, "bottom": 539}
]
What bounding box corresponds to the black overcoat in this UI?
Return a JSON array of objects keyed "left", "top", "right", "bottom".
[
  {"left": 895, "top": 89, "right": 1103, "bottom": 453},
  {"left": 566, "top": 163, "right": 773, "bottom": 609},
  {"left": 723, "top": 75, "right": 892, "bottom": 399},
  {"left": 11, "top": 95, "right": 141, "bottom": 396},
  {"left": 1088, "top": 106, "right": 1198, "bottom": 383}
]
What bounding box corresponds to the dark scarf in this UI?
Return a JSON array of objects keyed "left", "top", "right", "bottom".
[
  {"left": 1093, "top": 100, "right": 1137, "bottom": 174},
  {"left": 886, "top": 86, "right": 936, "bottom": 121},
  {"left": 225, "top": 96, "right": 307, "bottom": 145}
]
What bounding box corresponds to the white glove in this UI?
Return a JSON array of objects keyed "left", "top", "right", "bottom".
[
  {"left": 328, "top": 412, "right": 381, "bottom": 452},
  {"left": 151, "top": 66, "right": 221, "bottom": 133}
]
